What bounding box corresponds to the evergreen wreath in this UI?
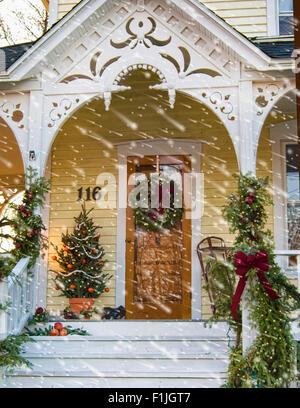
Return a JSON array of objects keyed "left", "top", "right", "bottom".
[
  {"left": 130, "top": 173, "right": 183, "bottom": 231},
  {"left": 206, "top": 173, "right": 300, "bottom": 388}
]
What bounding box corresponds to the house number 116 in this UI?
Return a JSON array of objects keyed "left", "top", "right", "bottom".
[{"left": 77, "top": 187, "right": 102, "bottom": 202}]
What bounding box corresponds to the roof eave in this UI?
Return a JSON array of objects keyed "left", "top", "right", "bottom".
[
  {"left": 1, "top": 0, "right": 294, "bottom": 82},
  {"left": 4, "top": 0, "right": 99, "bottom": 81}
]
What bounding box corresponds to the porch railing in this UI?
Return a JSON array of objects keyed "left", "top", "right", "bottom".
[
  {"left": 0, "top": 257, "right": 31, "bottom": 340},
  {"left": 273, "top": 250, "right": 300, "bottom": 292}
]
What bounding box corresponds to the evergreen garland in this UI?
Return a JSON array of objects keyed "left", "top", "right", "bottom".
[
  {"left": 23, "top": 325, "right": 90, "bottom": 337},
  {"left": 226, "top": 173, "right": 300, "bottom": 387},
  {"left": 207, "top": 173, "right": 300, "bottom": 388},
  {"left": 0, "top": 166, "right": 51, "bottom": 278},
  {"left": 0, "top": 301, "right": 11, "bottom": 314},
  {"left": 0, "top": 334, "right": 33, "bottom": 373},
  {"left": 0, "top": 167, "right": 50, "bottom": 375}
]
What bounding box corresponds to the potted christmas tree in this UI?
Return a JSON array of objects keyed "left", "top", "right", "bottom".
[{"left": 51, "top": 204, "right": 110, "bottom": 314}]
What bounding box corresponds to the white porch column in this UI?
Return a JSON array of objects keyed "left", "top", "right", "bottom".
[
  {"left": 27, "top": 90, "right": 48, "bottom": 311},
  {"left": 238, "top": 80, "right": 257, "bottom": 354}
]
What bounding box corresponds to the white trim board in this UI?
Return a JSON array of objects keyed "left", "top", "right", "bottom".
[
  {"left": 271, "top": 120, "right": 297, "bottom": 272},
  {"left": 267, "top": 0, "right": 279, "bottom": 36},
  {"left": 2, "top": 0, "right": 289, "bottom": 82},
  {"left": 116, "top": 139, "right": 203, "bottom": 319}
]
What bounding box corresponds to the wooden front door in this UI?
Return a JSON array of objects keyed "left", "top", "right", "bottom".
[{"left": 125, "top": 155, "right": 191, "bottom": 319}]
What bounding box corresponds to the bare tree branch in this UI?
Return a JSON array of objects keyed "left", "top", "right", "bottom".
[
  {"left": 0, "top": 15, "right": 15, "bottom": 45},
  {"left": 0, "top": 0, "right": 48, "bottom": 45}
]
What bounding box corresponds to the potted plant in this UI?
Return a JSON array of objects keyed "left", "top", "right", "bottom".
[{"left": 51, "top": 204, "right": 110, "bottom": 315}]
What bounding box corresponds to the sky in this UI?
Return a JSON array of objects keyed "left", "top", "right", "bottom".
[{"left": 0, "top": 0, "right": 45, "bottom": 46}]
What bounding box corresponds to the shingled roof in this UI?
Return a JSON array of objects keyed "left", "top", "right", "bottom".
[
  {"left": 1, "top": 42, "right": 35, "bottom": 70},
  {"left": 251, "top": 37, "right": 294, "bottom": 59}
]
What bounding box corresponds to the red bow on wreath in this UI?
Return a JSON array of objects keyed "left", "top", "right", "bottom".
[{"left": 231, "top": 250, "right": 280, "bottom": 320}]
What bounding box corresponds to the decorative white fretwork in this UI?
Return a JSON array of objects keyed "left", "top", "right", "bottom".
[
  {"left": 252, "top": 81, "right": 295, "bottom": 162},
  {"left": 254, "top": 84, "right": 283, "bottom": 117},
  {"left": 47, "top": 97, "right": 81, "bottom": 128},
  {"left": 110, "top": 17, "right": 171, "bottom": 49},
  {"left": 198, "top": 90, "right": 236, "bottom": 121},
  {"left": 0, "top": 102, "right": 25, "bottom": 129},
  {"left": 54, "top": 8, "right": 234, "bottom": 112}
]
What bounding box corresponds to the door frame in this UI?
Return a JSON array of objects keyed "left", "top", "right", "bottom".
[{"left": 116, "top": 139, "right": 203, "bottom": 319}]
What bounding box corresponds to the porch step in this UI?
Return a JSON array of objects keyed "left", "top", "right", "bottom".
[{"left": 2, "top": 322, "right": 232, "bottom": 388}]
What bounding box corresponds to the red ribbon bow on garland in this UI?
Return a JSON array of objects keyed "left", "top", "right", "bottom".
[{"left": 231, "top": 250, "right": 280, "bottom": 320}]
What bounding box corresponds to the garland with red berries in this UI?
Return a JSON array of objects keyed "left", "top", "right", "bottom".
[
  {"left": 0, "top": 167, "right": 51, "bottom": 279},
  {"left": 206, "top": 173, "right": 300, "bottom": 388}
]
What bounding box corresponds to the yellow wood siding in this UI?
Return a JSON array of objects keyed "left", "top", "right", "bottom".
[
  {"left": 47, "top": 135, "right": 118, "bottom": 313},
  {"left": 57, "top": 0, "right": 79, "bottom": 20},
  {"left": 200, "top": 130, "right": 239, "bottom": 318},
  {"left": 202, "top": 0, "right": 267, "bottom": 37},
  {"left": 56, "top": 0, "right": 267, "bottom": 38}
]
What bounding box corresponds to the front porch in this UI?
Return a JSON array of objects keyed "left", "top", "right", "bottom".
[
  {"left": 0, "top": 69, "right": 299, "bottom": 322},
  {"left": 0, "top": 0, "right": 299, "bottom": 387}
]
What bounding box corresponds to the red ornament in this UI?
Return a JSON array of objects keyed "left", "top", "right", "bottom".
[
  {"left": 64, "top": 247, "right": 69, "bottom": 252},
  {"left": 52, "top": 256, "right": 57, "bottom": 261},
  {"left": 67, "top": 264, "right": 73, "bottom": 269},
  {"left": 99, "top": 261, "right": 104, "bottom": 266},
  {"left": 54, "top": 322, "right": 63, "bottom": 331},
  {"left": 88, "top": 287, "right": 94, "bottom": 293},
  {"left": 105, "top": 287, "right": 110, "bottom": 293},
  {"left": 55, "top": 285, "right": 60, "bottom": 290},
  {"left": 82, "top": 259, "right": 87, "bottom": 264},
  {"left": 15, "top": 242, "right": 21, "bottom": 248},
  {"left": 36, "top": 307, "right": 44, "bottom": 314},
  {"left": 97, "top": 234, "right": 101, "bottom": 238},
  {"left": 50, "top": 329, "right": 59, "bottom": 336},
  {"left": 70, "top": 284, "right": 76, "bottom": 290},
  {"left": 60, "top": 328, "right": 68, "bottom": 336},
  {"left": 82, "top": 230, "right": 87, "bottom": 235},
  {"left": 246, "top": 197, "right": 253, "bottom": 204},
  {"left": 92, "top": 249, "right": 98, "bottom": 254}
]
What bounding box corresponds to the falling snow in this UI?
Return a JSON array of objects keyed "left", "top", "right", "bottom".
[{"left": 0, "top": 0, "right": 299, "bottom": 390}]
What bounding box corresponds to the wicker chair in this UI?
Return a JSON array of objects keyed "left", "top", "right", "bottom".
[{"left": 196, "top": 236, "right": 230, "bottom": 315}]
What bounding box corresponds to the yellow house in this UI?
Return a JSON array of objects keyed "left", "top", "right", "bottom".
[{"left": 0, "top": 0, "right": 298, "bottom": 387}]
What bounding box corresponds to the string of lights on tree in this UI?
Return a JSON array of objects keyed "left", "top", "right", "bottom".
[{"left": 51, "top": 204, "right": 111, "bottom": 299}]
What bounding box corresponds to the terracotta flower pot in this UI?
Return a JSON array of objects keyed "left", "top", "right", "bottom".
[{"left": 69, "top": 298, "right": 94, "bottom": 314}]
